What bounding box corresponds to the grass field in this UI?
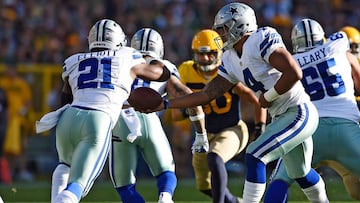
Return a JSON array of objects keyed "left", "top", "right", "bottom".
[{"left": 0, "top": 171, "right": 356, "bottom": 203}]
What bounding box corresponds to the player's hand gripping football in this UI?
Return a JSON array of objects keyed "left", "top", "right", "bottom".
[
  {"left": 191, "top": 132, "right": 209, "bottom": 154},
  {"left": 136, "top": 100, "right": 165, "bottom": 113}
]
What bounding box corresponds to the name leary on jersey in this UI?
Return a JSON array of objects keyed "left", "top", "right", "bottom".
[{"left": 296, "top": 47, "right": 326, "bottom": 67}]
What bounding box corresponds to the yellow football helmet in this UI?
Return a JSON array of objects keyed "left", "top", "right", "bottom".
[
  {"left": 191, "top": 29, "right": 223, "bottom": 72},
  {"left": 341, "top": 26, "right": 360, "bottom": 55}
]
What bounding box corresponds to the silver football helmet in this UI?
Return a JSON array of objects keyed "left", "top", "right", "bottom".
[
  {"left": 130, "top": 28, "right": 164, "bottom": 59},
  {"left": 291, "top": 18, "right": 325, "bottom": 53},
  {"left": 88, "top": 19, "right": 127, "bottom": 51},
  {"left": 213, "top": 2, "right": 258, "bottom": 50}
]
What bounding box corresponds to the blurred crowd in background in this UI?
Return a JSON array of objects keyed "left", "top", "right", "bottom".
[
  {"left": 0, "top": 0, "right": 359, "bottom": 182},
  {"left": 0, "top": 0, "right": 359, "bottom": 66}
]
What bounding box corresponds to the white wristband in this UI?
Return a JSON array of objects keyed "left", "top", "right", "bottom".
[
  {"left": 263, "top": 87, "right": 280, "bottom": 102},
  {"left": 189, "top": 113, "right": 205, "bottom": 121},
  {"left": 195, "top": 132, "right": 207, "bottom": 136}
]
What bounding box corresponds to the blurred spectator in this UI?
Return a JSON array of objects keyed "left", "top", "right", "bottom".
[
  {"left": 0, "top": 0, "right": 359, "bottom": 66},
  {"left": 0, "top": 61, "right": 33, "bottom": 182},
  {"left": 0, "top": 86, "right": 10, "bottom": 184},
  {"left": 270, "top": 15, "right": 292, "bottom": 49}
]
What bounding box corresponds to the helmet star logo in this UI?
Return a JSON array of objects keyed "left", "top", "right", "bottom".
[{"left": 227, "top": 6, "right": 238, "bottom": 16}]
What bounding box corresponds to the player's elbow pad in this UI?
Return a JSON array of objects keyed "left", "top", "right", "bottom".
[
  {"left": 157, "top": 66, "right": 171, "bottom": 81},
  {"left": 150, "top": 60, "right": 170, "bottom": 82}
]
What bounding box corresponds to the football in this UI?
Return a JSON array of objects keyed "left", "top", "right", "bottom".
[{"left": 127, "top": 87, "right": 163, "bottom": 110}]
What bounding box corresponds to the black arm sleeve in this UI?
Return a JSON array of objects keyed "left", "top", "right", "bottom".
[{"left": 61, "top": 92, "right": 73, "bottom": 106}]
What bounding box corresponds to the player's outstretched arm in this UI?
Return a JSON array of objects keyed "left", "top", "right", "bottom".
[
  {"left": 347, "top": 52, "right": 360, "bottom": 94},
  {"left": 166, "top": 75, "right": 209, "bottom": 153},
  {"left": 166, "top": 75, "right": 233, "bottom": 109},
  {"left": 140, "top": 75, "right": 232, "bottom": 113},
  {"left": 132, "top": 60, "right": 171, "bottom": 82}
]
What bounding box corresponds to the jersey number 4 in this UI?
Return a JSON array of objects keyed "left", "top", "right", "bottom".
[{"left": 77, "top": 57, "right": 114, "bottom": 89}]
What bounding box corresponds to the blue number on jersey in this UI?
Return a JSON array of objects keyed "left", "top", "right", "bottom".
[
  {"left": 328, "top": 32, "right": 344, "bottom": 41},
  {"left": 301, "top": 58, "right": 345, "bottom": 101},
  {"left": 78, "top": 57, "right": 114, "bottom": 89},
  {"left": 243, "top": 68, "right": 266, "bottom": 93},
  {"left": 131, "top": 78, "right": 150, "bottom": 90}
]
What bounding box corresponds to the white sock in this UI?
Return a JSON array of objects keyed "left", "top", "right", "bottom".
[
  {"left": 53, "top": 190, "right": 78, "bottom": 203},
  {"left": 51, "top": 164, "right": 70, "bottom": 203},
  {"left": 158, "top": 192, "right": 173, "bottom": 202},
  {"left": 302, "top": 177, "right": 329, "bottom": 203},
  {"left": 242, "top": 180, "right": 266, "bottom": 203}
]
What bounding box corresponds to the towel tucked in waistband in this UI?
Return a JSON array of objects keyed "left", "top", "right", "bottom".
[{"left": 120, "top": 107, "right": 142, "bottom": 143}]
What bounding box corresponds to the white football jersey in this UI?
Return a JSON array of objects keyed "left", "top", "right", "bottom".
[
  {"left": 62, "top": 47, "right": 145, "bottom": 125},
  {"left": 293, "top": 31, "right": 360, "bottom": 122},
  {"left": 129, "top": 59, "right": 179, "bottom": 96},
  {"left": 218, "top": 27, "right": 310, "bottom": 117}
]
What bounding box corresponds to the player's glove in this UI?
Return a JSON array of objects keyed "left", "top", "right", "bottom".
[{"left": 191, "top": 132, "right": 209, "bottom": 154}]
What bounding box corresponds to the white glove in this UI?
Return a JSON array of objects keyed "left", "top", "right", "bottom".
[{"left": 191, "top": 132, "right": 209, "bottom": 154}]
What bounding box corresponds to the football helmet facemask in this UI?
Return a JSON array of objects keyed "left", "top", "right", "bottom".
[
  {"left": 291, "top": 18, "right": 325, "bottom": 53},
  {"left": 213, "top": 3, "right": 258, "bottom": 50},
  {"left": 341, "top": 26, "right": 360, "bottom": 54},
  {"left": 88, "top": 19, "right": 127, "bottom": 51},
  {"left": 192, "top": 29, "right": 223, "bottom": 72},
  {"left": 130, "top": 28, "right": 164, "bottom": 60}
]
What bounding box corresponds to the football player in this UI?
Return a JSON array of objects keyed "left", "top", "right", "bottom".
[
  {"left": 172, "top": 29, "right": 266, "bottom": 203},
  {"left": 145, "top": 3, "right": 329, "bottom": 203},
  {"left": 341, "top": 26, "right": 360, "bottom": 62},
  {"left": 36, "top": 19, "right": 172, "bottom": 203},
  {"left": 109, "top": 28, "right": 208, "bottom": 203},
  {"left": 264, "top": 18, "right": 360, "bottom": 202},
  {"left": 341, "top": 26, "right": 360, "bottom": 109}
]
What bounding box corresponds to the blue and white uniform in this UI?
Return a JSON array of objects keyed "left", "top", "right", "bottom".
[
  {"left": 269, "top": 31, "right": 360, "bottom": 199},
  {"left": 218, "top": 27, "right": 317, "bottom": 165},
  {"left": 109, "top": 59, "right": 178, "bottom": 194},
  {"left": 218, "top": 27, "right": 323, "bottom": 203},
  {"left": 56, "top": 47, "right": 145, "bottom": 197}
]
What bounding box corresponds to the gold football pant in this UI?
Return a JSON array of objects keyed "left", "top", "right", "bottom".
[{"left": 192, "top": 120, "right": 248, "bottom": 190}]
